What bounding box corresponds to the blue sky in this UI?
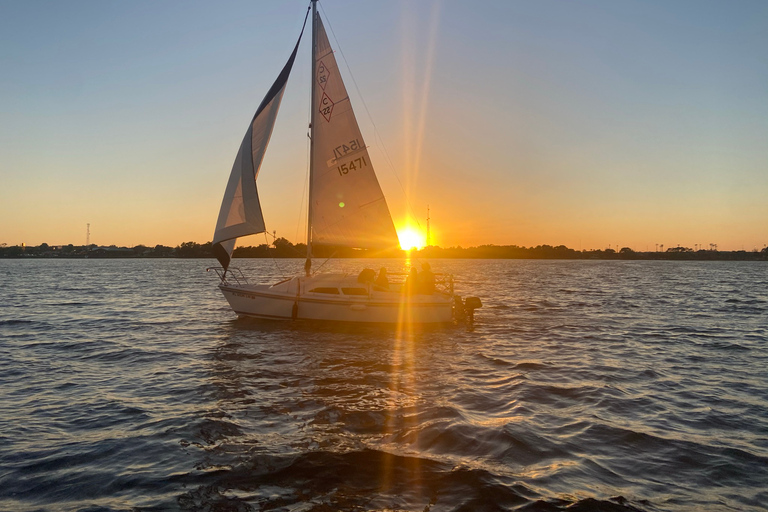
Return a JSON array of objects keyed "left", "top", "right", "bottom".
[{"left": 1, "top": 0, "right": 766, "bottom": 250}]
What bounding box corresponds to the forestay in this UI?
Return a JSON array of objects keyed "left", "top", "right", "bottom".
[{"left": 309, "top": 14, "right": 399, "bottom": 250}]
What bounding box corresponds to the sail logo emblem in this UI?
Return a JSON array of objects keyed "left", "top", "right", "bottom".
[
  {"left": 319, "top": 92, "right": 334, "bottom": 122},
  {"left": 317, "top": 60, "right": 329, "bottom": 90}
]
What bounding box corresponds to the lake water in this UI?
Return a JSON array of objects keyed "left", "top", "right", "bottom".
[{"left": 0, "top": 258, "right": 766, "bottom": 512}]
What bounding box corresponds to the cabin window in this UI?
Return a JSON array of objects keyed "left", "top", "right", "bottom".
[
  {"left": 309, "top": 287, "right": 340, "bottom": 294},
  {"left": 341, "top": 287, "right": 368, "bottom": 296}
]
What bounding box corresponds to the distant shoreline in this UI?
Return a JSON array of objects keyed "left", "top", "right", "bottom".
[{"left": 2, "top": 241, "right": 766, "bottom": 261}]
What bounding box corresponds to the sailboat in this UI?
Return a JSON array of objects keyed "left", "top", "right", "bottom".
[{"left": 209, "top": 1, "right": 461, "bottom": 324}]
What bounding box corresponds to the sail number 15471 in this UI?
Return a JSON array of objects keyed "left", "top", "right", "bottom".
[
  {"left": 333, "top": 138, "right": 363, "bottom": 160},
  {"left": 338, "top": 156, "right": 368, "bottom": 176}
]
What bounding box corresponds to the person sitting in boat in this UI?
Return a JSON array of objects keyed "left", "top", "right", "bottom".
[
  {"left": 375, "top": 267, "right": 389, "bottom": 290},
  {"left": 357, "top": 268, "right": 375, "bottom": 284},
  {"left": 404, "top": 267, "right": 418, "bottom": 294},
  {"left": 419, "top": 262, "right": 436, "bottom": 294}
]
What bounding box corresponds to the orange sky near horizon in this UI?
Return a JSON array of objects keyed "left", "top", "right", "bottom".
[{"left": 1, "top": 1, "right": 766, "bottom": 252}]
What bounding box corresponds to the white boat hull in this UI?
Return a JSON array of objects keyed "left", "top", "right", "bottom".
[{"left": 219, "top": 274, "right": 454, "bottom": 324}]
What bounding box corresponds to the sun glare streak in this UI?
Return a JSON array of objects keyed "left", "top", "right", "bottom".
[
  {"left": 380, "top": 3, "right": 441, "bottom": 494},
  {"left": 400, "top": 1, "right": 441, "bottom": 214},
  {"left": 413, "top": 2, "right": 441, "bottom": 183},
  {"left": 385, "top": 253, "right": 421, "bottom": 493}
]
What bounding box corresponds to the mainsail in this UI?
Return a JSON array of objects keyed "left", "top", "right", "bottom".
[
  {"left": 309, "top": 14, "right": 399, "bottom": 250},
  {"left": 212, "top": 13, "right": 308, "bottom": 270}
]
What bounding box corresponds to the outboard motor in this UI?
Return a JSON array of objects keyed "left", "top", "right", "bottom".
[{"left": 464, "top": 296, "right": 482, "bottom": 327}]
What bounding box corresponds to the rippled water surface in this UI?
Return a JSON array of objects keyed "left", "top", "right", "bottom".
[{"left": 1, "top": 258, "right": 766, "bottom": 512}]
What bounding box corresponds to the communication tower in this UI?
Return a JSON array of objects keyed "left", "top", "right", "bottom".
[
  {"left": 86, "top": 223, "right": 90, "bottom": 246},
  {"left": 426, "top": 205, "right": 430, "bottom": 247}
]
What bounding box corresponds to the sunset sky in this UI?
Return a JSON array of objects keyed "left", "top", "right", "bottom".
[{"left": 1, "top": 0, "right": 766, "bottom": 251}]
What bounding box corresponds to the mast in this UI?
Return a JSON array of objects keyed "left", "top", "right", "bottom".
[{"left": 305, "top": 0, "right": 318, "bottom": 276}]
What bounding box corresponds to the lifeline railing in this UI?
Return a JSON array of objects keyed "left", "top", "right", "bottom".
[
  {"left": 207, "top": 267, "right": 453, "bottom": 294},
  {"left": 206, "top": 267, "right": 249, "bottom": 286},
  {"left": 375, "top": 271, "right": 454, "bottom": 295}
]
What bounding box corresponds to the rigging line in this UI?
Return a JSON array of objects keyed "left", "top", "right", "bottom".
[
  {"left": 264, "top": 230, "right": 286, "bottom": 278},
  {"left": 312, "top": 249, "right": 338, "bottom": 275},
  {"left": 296, "top": 88, "right": 312, "bottom": 245},
  {"left": 317, "top": 2, "right": 423, "bottom": 229}
]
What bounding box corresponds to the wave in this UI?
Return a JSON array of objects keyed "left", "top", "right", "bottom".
[
  {"left": 0, "top": 319, "right": 36, "bottom": 326},
  {"left": 174, "top": 448, "right": 652, "bottom": 512}
]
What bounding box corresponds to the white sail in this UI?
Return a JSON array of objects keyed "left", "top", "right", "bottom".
[
  {"left": 309, "top": 14, "right": 399, "bottom": 250},
  {"left": 212, "top": 27, "right": 305, "bottom": 270}
]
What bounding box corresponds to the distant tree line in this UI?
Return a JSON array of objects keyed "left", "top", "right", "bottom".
[
  {"left": 418, "top": 244, "right": 768, "bottom": 261},
  {"left": 1, "top": 241, "right": 766, "bottom": 261}
]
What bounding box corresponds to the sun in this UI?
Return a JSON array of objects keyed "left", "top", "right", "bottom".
[{"left": 397, "top": 227, "right": 425, "bottom": 251}]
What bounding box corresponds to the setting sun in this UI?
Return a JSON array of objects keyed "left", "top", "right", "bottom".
[{"left": 397, "top": 227, "right": 425, "bottom": 251}]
